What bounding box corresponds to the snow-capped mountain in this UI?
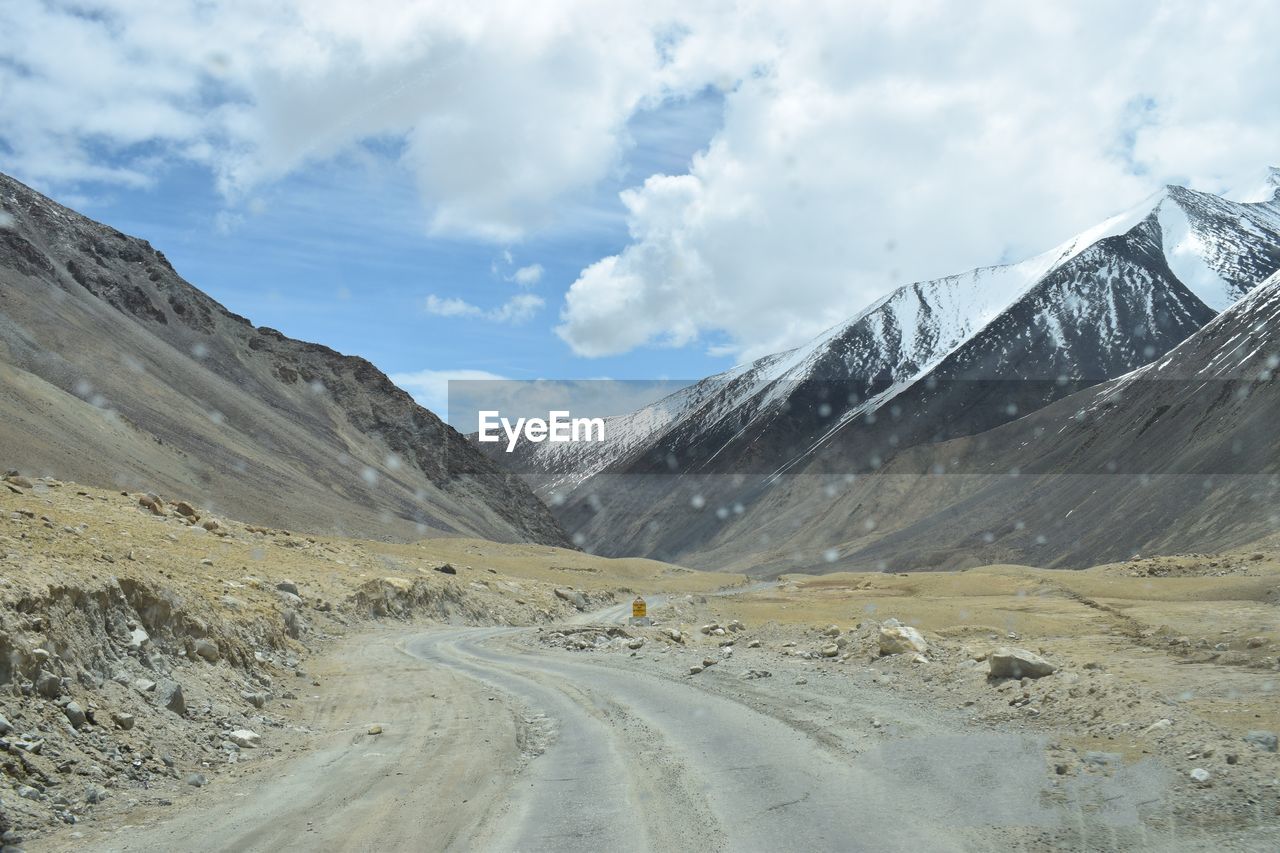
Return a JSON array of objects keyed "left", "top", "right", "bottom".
[
  {"left": 497, "top": 174, "right": 1280, "bottom": 569},
  {"left": 813, "top": 266, "right": 1280, "bottom": 573}
]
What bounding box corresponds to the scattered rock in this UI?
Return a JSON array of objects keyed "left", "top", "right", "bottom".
[
  {"left": 34, "top": 670, "right": 62, "bottom": 699},
  {"left": 626, "top": 638, "right": 645, "bottom": 650},
  {"left": 185, "top": 773, "right": 207, "bottom": 787},
  {"left": 228, "top": 729, "right": 261, "bottom": 748},
  {"left": 822, "top": 624, "right": 841, "bottom": 637},
  {"left": 1189, "top": 767, "right": 1211, "bottom": 784},
  {"left": 193, "top": 638, "right": 221, "bottom": 663},
  {"left": 367, "top": 724, "right": 383, "bottom": 735},
  {"left": 174, "top": 501, "right": 199, "bottom": 519},
  {"left": 433, "top": 564, "right": 457, "bottom": 575},
  {"left": 276, "top": 580, "right": 300, "bottom": 595},
  {"left": 138, "top": 494, "right": 166, "bottom": 516},
  {"left": 127, "top": 626, "right": 150, "bottom": 650},
  {"left": 689, "top": 665, "right": 704, "bottom": 675},
  {"left": 1244, "top": 730, "right": 1278, "bottom": 752},
  {"left": 158, "top": 679, "right": 186, "bottom": 715},
  {"left": 879, "top": 625, "right": 929, "bottom": 656},
  {"left": 747, "top": 639, "right": 762, "bottom": 648},
  {"left": 0, "top": 712, "right": 11, "bottom": 735},
  {"left": 111, "top": 712, "right": 135, "bottom": 731},
  {"left": 820, "top": 643, "right": 839, "bottom": 657},
  {"left": 85, "top": 785, "right": 108, "bottom": 804},
  {"left": 63, "top": 701, "right": 87, "bottom": 728},
  {"left": 241, "top": 691, "right": 268, "bottom": 709},
  {"left": 133, "top": 678, "right": 157, "bottom": 694},
  {"left": 553, "top": 588, "right": 588, "bottom": 610},
  {"left": 988, "top": 647, "right": 1057, "bottom": 679}
]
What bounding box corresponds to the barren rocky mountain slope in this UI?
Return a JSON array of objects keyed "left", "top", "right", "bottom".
[{"left": 0, "top": 172, "right": 565, "bottom": 546}]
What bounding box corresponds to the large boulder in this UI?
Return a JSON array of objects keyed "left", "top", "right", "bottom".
[
  {"left": 988, "top": 647, "right": 1057, "bottom": 679},
  {"left": 878, "top": 625, "right": 929, "bottom": 656}
]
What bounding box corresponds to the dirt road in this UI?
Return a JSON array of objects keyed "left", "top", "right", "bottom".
[{"left": 49, "top": 623, "right": 1213, "bottom": 853}]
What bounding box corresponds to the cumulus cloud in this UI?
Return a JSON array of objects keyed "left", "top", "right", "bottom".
[
  {"left": 3, "top": 1, "right": 1279, "bottom": 361},
  {"left": 555, "top": 2, "right": 1280, "bottom": 360},
  {"left": 424, "top": 292, "right": 544, "bottom": 324}
]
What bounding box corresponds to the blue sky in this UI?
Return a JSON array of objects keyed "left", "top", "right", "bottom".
[
  {"left": 3, "top": 2, "right": 1278, "bottom": 419},
  {"left": 60, "top": 90, "right": 730, "bottom": 416}
]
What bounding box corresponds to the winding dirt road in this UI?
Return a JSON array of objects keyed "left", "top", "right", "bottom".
[{"left": 53, "top": 622, "right": 1183, "bottom": 852}]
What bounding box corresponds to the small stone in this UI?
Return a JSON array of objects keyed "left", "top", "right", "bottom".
[
  {"left": 174, "top": 501, "right": 199, "bottom": 519},
  {"left": 367, "top": 724, "right": 383, "bottom": 735},
  {"left": 85, "top": 785, "right": 108, "bottom": 804},
  {"left": 111, "top": 711, "right": 135, "bottom": 731},
  {"left": 276, "top": 580, "right": 300, "bottom": 595},
  {"left": 820, "top": 643, "right": 839, "bottom": 657},
  {"left": 185, "top": 773, "right": 207, "bottom": 787},
  {"left": 241, "top": 691, "right": 268, "bottom": 709},
  {"left": 1189, "top": 767, "right": 1210, "bottom": 784},
  {"left": 689, "top": 665, "right": 704, "bottom": 675},
  {"left": 434, "top": 564, "right": 457, "bottom": 575},
  {"left": 747, "top": 639, "right": 762, "bottom": 648},
  {"left": 0, "top": 712, "right": 12, "bottom": 734},
  {"left": 626, "top": 638, "right": 645, "bottom": 650}
]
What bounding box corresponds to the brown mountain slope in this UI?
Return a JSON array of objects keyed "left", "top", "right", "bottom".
[{"left": 0, "top": 172, "right": 567, "bottom": 546}]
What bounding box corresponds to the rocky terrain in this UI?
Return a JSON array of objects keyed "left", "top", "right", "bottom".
[
  {"left": 0, "top": 171, "right": 565, "bottom": 547},
  {"left": 0, "top": 471, "right": 731, "bottom": 850}
]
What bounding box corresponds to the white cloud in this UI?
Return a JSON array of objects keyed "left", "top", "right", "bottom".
[
  {"left": 424, "top": 295, "right": 483, "bottom": 318},
  {"left": 389, "top": 368, "right": 506, "bottom": 420},
  {"left": 511, "top": 263, "right": 544, "bottom": 286},
  {"left": 3, "top": 2, "right": 1279, "bottom": 362},
  {"left": 424, "top": 292, "right": 544, "bottom": 324},
  {"left": 555, "top": 2, "right": 1280, "bottom": 360}
]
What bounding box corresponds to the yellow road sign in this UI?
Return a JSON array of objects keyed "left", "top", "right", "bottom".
[{"left": 632, "top": 596, "right": 646, "bottom": 618}]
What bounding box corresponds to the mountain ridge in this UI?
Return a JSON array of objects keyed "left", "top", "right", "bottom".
[{"left": 0, "top": 171, "right": 569, "bottom": 547}]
